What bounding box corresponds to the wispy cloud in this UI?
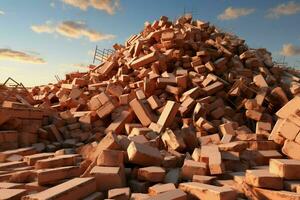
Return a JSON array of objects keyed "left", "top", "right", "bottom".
[
  {"left": 31, "top": 21, "right": 55, "bottom": 33},
  {"left": 31, "top": 20, "right": 115, "bottom": 42},
  {"left": 218, "top": 7, "right": 255, "bottom": 20},
  {"left": 62, "top": 0, "right": 120, "bottom": 15},
  {"left": 267, "top": 1, "right": 300, "bottom": 19},
  {"left": 280, "top": 43, "right": 300, "bottom": 57},
  {"left": 0, "top": 10, "right": 5, "bottom": 15},
  {"left": 0, "top": 48, "right": 46, "bottom": 64}
]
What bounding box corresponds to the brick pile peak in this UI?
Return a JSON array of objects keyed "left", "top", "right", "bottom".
[{"left": 1, "top": 15, "right": 300, "bottom": 199}]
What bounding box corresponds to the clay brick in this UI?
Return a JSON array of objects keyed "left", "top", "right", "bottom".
[
  {"left": 148, "top": 183, "right": 176, "bottom": 196},
  {"left": 96, "top": 149, "right": 124, "bottom": 167},
  {"left": 137, "top": 166, "right": 166, "bottom": 182},
  {"left": 179, "top": 182, "right": 237, "bottom": 200},
  {"left": 201, "top": 145, "right": 225, "bottom": 175},
  {"left": 254, "top": 187, "right": 300, "bottom": 200},
  {"left": 245, "top": 169, "right": 283, "bottom": 190},
  {"left": 97, "top": 60, "right": 117, "bottom": 75},
  {"left": 108, "top": 187, "right": 130, "bottom": 200},
  {"left": 105, "top": 110, "right": 134, "bottom": 134},
  {"left": 282, "top": 140, "right": 300, "bottom": 160},
  {"left": 147, "top": 95, "right": 162, "bottom": 110},
  {"left": 192, "top": 175, "right": 216, "bottom": 184},
  {"left": 218, "top": 141, "right": 248, "bottom": 152},
  {"left": 23, "top": 153, "right": 54, "bottom": 166},
  {"left": 270, "top": 159, "right": 300, "bottom": 180},
  {"left": 156, "top": 101, "right": 180, "bottom": 132},
  {"left": 277, "top": 119, "right": 300, "bottom": 140},
  {"left": 253, "top": 74, "right": 268, "bottom": 88},
  {"left": 96, "top": 100, "right": 117, "bottom": 118},
  {"left": 161, "top": 129, "right": 186, "bottom": 152},
  {"left": 23, "top": 177, "right": 96, "bottom": 200},
  {"left": 35, "top": 154, "right": 78, "bottom": 169},
  {"left": 245, "top": 109, "right": 262, "bottom": 121},
  {"left": 0, "top": 147, "right": 36, "bottom": 162},
  {"left": 276, "top": 96, "right": 300, "bottom": 119},
  {"left": 127, "top": 142, "right": 163, "bottom": 166},
  {"left": 129, "top": 98, "right": 156, "bottom": 126},
  {"left": 37, "top": 166, "right": 80, "bottom": 185},
  {"left": 90, "top": 166, "right": 126, "bottom": 191},
  {"left": 203, "top": 81, "right": 224, "bottom": 96},
  {"left": 0, "top": 188, "right": 26, "bottom": 200},
  {"left": 219, "top": 123, "right": 235, "bottom": 136},
  {"left": 181, "top": 159, "right": 207, "bottom": 180},
  {"left": 130, "top": 51, "right": 159, "bottom": 69},
  {"left": 147, "top": 189, "right": 187, "bottom": 200}
]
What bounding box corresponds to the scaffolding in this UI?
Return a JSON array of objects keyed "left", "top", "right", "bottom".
[{"left": 92, "top": 45, "right": 115, "bottom": 64}]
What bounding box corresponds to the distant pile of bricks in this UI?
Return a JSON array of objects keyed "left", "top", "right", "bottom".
[{"left": 1, "top": 15, "right": 300, "bottom": 199}]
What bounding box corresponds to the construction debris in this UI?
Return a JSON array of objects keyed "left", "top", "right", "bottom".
[{"left": 1, "top": 15, "right": 300, "bottom": 199}]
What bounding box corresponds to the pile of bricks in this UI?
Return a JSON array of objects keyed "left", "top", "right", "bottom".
[{"left": 1, "top": 15, "right": 300, "bottom": 199}]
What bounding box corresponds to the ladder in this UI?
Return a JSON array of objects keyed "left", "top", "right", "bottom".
[{"left": 92, "top": 45, "right": 115, "bottom": 64}]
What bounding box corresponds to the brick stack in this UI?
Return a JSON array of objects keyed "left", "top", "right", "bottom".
[{"left": 1, "top": 15, "right": 300, "bottom": 199}]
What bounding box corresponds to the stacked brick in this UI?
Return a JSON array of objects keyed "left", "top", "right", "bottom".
[{"left": 1, "top": 15, "right": 300, "bottom": 199}]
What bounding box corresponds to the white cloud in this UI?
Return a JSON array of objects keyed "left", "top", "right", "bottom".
[
  {"left": 50, "top": 2, "right": 56, "bottom": 8},
  {"left": 31, "top": 21, "right": 55, "bottom": 33},
  {"left": 267, "top": 1, "right": 300, "bottom": 19},
  {"left": 0, "top": 10, "right": 5, "bottom": 15},
  {"left": 218, "top": 7, "right": 255, "bottom": 20},
  {"left": 31, "top": 20, "right": 115, "bottom": 42},
  {"left": 280, "top": 43, "right": 300, "bottom": 57},
  {"left": 62, "top": 0, "right": 120, "bottom": 15},
  {"left": 0, "top": 48, "right": 46, "bottom": 64}
]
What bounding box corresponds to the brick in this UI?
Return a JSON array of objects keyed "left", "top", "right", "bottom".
[
  {"left": 203, "top": 81, "right": 224, "bottom": 95},
  {"left": 253, "top": 74, "right": 268, "bottom": 88},
  {"left": 179, "top": 182, "right": 237, "bottom": 200},
  {"left": 276, "top": 96, "right": 300, "bottom": 119},
  {"left": 96, "top": 100, "right": 117, "bottom": 118},
  {"left": 192, "top": 175, "right": 216, "bottom": 184},
  {"left": 23, "top": 177, "right": 96, "bottom": 200},
  {"left": 245, "top": 169, "right": 283, "bottom": 190},
  {"left": 282, "top": 140, "right": 300, "bottom": 160},
  {"left": 108, "top": 187, "right": 130, "bottom": 200},
  {"left": 35, "top": 154, "right": 78, "bottom": 169},
  {"left": 0, "top": 147, "right": 36, "bottom": 162},
  {"left": 0, "top": 188, "right": 26, "bottom": 200},
  {"left": 254, "top": 187, "right": 300, "bottom": 200},
  {"left": 270, "top": 159, "right": 300, "bottom": 180},
  {"left": 161, "top": 129, "right": 186, "bottom": 152},
  {"left": 156, "top": 101, "right": 180, "bottom": 132},
  {"left": 245, "top": 109, "right": 262, "bottom": 121},
  {"left": 147, "top": 95, "right": 162, "bottom": 110},
  {"left": 148, "top": 183, "right": 176, "bottom": 196},
  {"left": 97, "top": 61, "right": 117, "bottom": 75},
  {"left": 218, "top": 141, "right": 248, "bottom": 152},
  {"left": 23, "top": 153, "right": 54, "bottom": 166},
  {"left": 129, "top": 98, "right": 155, "bottom": 126},
  {"left": 181, "top": 159, "right": 207, "bottom": 180},
  {"left": 278, "top": 119, "right": 300, "bottom": 140},
  {"left": 127, "top": 142, "right": 163, "bottom": 166},
  {"left": 105, "top": 110, "right": 134, "bottom": 134},
  {"left": 219, "top": 123, "right": 235, "bottom": 136},
  {"left": 90, "top": 166, "right": 126, "bottom": 191},
  {"left": 44, "top": 124, "right": 64, "bottom": 142},
  {"left": 96, "top": 149, "right": 124, "bottom": 167},
  {"left": 37, "top": 166, "right": 80, "bottom": 185},
  {"left": 130, "top": 51, "right": 159, "bottom": 69},
  {"left": 146, "top": 189, "right": 187, "bottom": 200},
  {"left": 201, "top": 145, "right": 225, "bottom": 175},
  {"left": 125, "top": 123, "right": 143, "bottom": 135},
  {"left": 137, "top": 166, "right": 165, "bottom": 182}
]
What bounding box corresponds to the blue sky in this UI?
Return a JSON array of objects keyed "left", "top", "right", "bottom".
[{"left": 0, "top": 0, "right": 300, "bottom": 86}]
